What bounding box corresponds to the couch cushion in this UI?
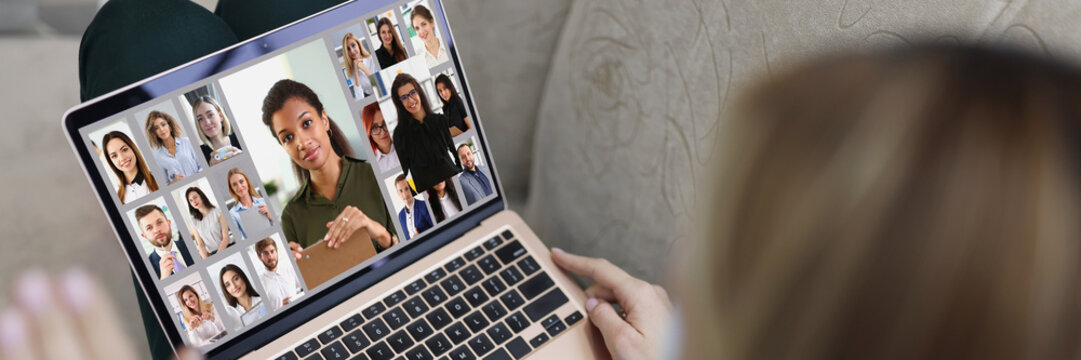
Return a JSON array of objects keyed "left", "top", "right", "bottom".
[{"left": 526, "top": 0, "right": 1081, "bottom": 283}]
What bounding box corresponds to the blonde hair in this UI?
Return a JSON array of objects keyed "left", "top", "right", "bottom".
[
  {"left": 681, "top": 45, "right": 1081, "bottom": 359},
  {"left": 176, "top": 285, "right": 214, "bottom": 329},
  {"left": 144, "top": 110, "right": 183, "bottom": 149},
  {"left": 226, "top": 167, "right": 261, "bottom": 203},
  {"left": 191, "top": 95, "right": 232, "bottom": 146},
  {"left": 341, "top": 32, "right": 371, "bottom": 82}
]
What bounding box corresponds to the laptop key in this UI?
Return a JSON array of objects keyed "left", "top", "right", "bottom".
[
  {"left": 464, "top": 246, "right": 485, "bottom": 261},
  {"left": 498, "top": 268, "right": 523, "bottom": 286},
  {"left": 564, "top": 311, "right": 583, "bottom": 326},
  {"left": 384, "top": 290, "right": 407, "bottom": 307},
  {"left": 516, "top": 257, "right": 541, "bottom": 276},
  {"left": 464, "top": 287, "right": 489, "bottom": 307},
  {"left": 363, "top": 318, "right": 392, "bottom": 341},
  {"left": 478, "top": 256, "right": 501, "bottom": 275},
  {"left": 500, "top": 230, "right": 514, "bottom": 240},
  {"left": 320, "top": 341, "right": 349, "bottom": 360},
  {"left": 494, "top": 241, "right": 525, "bottom": 265},
  {"left": 481, "top": 277, "right": 507, "bottom": 297},
  {"left": 388, "top": 330, "right": 415, "bottom": 353},
  {"left": 483, "top": 236, "right": 503, "bottom": 250},
  {"left": 445, "top": 297, "right": 471, "bottom": 318},
  {"left": 295, "top": 338, "right": 320, "bottom": 358},
  {"left": 464, "top": 311, "right": 490, "bottom": 333},
  {"left": 306, "top": 353, "right": 325, "bottom": 360},
  {"left": 523, "top": 289, "right": 569, "bottom": 322},
  {"left": 540, "top": 315, "right": 560, "bottom": 329},
  {"left": 446, "top": 322, "right": 471, "bottom": 344},
  {"left": 449, "top": 345, "right": 476, "bottom": 360},
  {"left": 518, "top": 273, "right": 554, "bottom": 300},
  {"left": 275, "top": 352, "right": 299, "bottom": 360},
  {"left": 318, "top": 325, "right": 344, "bottom": 344},
  {"left": 423, "top": 286, "right": 448, "bottom": 307},
  {"left": 505, "top": 337, "right": 531, "bottom": 359},
  {"left": 459, "top": 265, "right": 483, "bottom": 285},
  {"left": 482, "top": 301, "right": 508, "bottom": 321},
  {"left": 528, "top": 333, "right": 549, "bottom": 348},
  {"left": 425, "top": 268, "right": 448, "bottom": 283},
  {"left": 467, "top": 334, "right": 495, "bottom": 356},
  {"left": 481, "top": 348, "right": 512, "bottom": 360},
  {"left": 384, "top": 307, "right": 410, "bottom": 329},
  {"left": 341, "top": 313, "right": 364, "bottom": 332},
  {"left": 343, "top": 329, "right": 371, "bottom": 353},
  {"left": 485, "top": 323, "right": 512, "bottom": 345},
  {"left": 366, "top": 342, "right": 395, "bottom": 360},
  {"left": 440, "top": 275, "right": 467, "bottom": 296},
  {"left": 503, "top": 312, "right": 531, "bottom": 333},
  {"left": 444, "top": 257, "right": 466, "bottom": 273},
  {"left": 406, "top": 345, "right": 435, "bottom": 360},
  {"left": 364, "top": 302, "right": 388, "bottom": 319},
  {"left": 424, "top": 333, "right": 454, "bottom": 356},
  {"left": 407, "top": 318, "right": 434, "bottom": 341},
  {"left": 426, "top": 308, "right": 453, "bottom": 330},
  {"left": 403, "top": 297, "right": 430, "bottom": 318},
  {"left": 545, "top": 320, "right": 566, "bottom": 337},
  {"left": 406, "top": 279, "right": 427, "bottom": 296},
  {"left": 499, "top": 291, "right": 525, "bottom": 311}
]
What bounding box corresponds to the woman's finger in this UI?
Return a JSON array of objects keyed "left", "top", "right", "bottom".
[
  {"left": 60, "top": 269, "right": 138, "bottom": 360},
  {"left": 0, "top": 309, "right": 35, "bottom": 360},
  {"left": 13, "top": 271, "right": 85, "bottom": 360},
  {"left": 289, "top": 242, "right": 303, "bottom": 260},
  {"left": 583, "top": 284, "right": 616, "bottom": 302},
  {"left": 550, "top": 248, "right": 638, "bottom": 297},
  {"left": 585, "top": 298, "right": 642, "bottom": 359}
]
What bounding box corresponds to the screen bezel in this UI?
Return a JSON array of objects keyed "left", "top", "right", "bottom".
[{"left": 61, "top": 0, "right": 507, "bottom": 357}]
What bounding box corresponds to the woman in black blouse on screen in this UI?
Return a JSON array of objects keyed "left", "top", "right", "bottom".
[
  {"left": 435, "top": 74, "right": 471, "bottom": 137},
  {"left": 391, "top": 73, "right": 460, "bottom": 193},
  {"left": 374, "top": 17, "right": 407, "bottom": 69}
]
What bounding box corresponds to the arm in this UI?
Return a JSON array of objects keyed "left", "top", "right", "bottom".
[
  {"left": 281, "top": 207, "right": 304, "bottom": 260},
  {"left": 190, "top": 225, "right": 211, "bottom": 259},
  {"left": 216, "top": 212, "right": 230, "bottom": 253}
]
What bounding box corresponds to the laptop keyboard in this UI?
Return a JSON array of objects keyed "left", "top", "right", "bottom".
[{"left": 274, "top": 228, "right": 584, "bottom": 360}]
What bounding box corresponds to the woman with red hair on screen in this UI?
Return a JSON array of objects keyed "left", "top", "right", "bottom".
[{"left": 362, "top": 103, "right": 399, "bottom": 173}]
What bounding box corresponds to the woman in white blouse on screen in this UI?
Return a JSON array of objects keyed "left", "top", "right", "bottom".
[
  {"left": 185, "top": 186, "right": 231, "bottom": 258},
  {"left": 410, "top": 5, "right": 449, "bottom": 68},
  {"left": 145, "top": 110, "right": 203, "bottom": 185},
  {"left": 176, "top": 285, "right": 226, "bottom": 347}
]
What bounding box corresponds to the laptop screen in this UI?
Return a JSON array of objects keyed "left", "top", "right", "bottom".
[{"left": 69, "top": 0, "right": 499, "bottom": 353}]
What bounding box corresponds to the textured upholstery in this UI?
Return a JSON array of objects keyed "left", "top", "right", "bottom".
[{"left": 524, "top": 0, "right": 1081, "bottom": 283}]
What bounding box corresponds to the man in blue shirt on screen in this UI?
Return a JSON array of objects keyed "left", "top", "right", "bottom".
[{"left": 457, "top": 144, "right": 492, "bottom": 205}]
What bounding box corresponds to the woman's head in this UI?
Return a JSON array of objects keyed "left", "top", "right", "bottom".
[
  {"left": 377, "top": 17, "right": 407, "bottom": 62},
  {"left": 682, "top": 44, "right": 1081, "bottom": 359},
  {"left": 341, "top": 33, "right": 370, "bottom": 81},
  {"left": 191, "top": 96, "right": 231, "bottom": 145},
  {"left": 226, "top": 168, "right": 260, "bottom": 203},
  {"left": 185, "top": 186, "right": 214, "bottom": 221},
  {"left": 434, "top": 74, "right": 458, "bottom": 105},
  {"left": 219, "top": 264, "right": 258, "bottom": 307},
  {"left": 261, "top": 79, "right": 355, "bottom": 184},
  {"left": 410, "top": 5, "right": 437, "bottom": 44},
  {"left": 177, "top": 285, "right": 202, "bottom": 314},
  {"left": 102, "top": 131, "right": 159, "bottom": 202},
  {"left": 144, "top": 110, "right": 182, "bottom": 148},
  {"left": 391, "top": 73, "right": 432, "bottom": 122},
  {"left": 362, "top": 103, "right": 391, "bottom": 154},
  {"left": 426, "top": 179, "right": 460, "bottom": 223}
]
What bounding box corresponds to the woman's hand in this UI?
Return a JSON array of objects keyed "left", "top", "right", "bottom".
[
  {"left": 0, "top": 270, "right": 139, "bottom": 360},
  {"left": 258, "top": 203, "right": 272, "bottom": 222},
  {"left": 189, "top": 316, "right": 202, "bottom": 328},
  {"left": 550, "top": 249, "right": 671, "bottom": 360},
  {"left": 288, "top": 241, "right": 304, "bottom": 260},
  {"left": 323, "top": 206, "right": 391, "bottom": 249},
  {"left": 168, "top": 173, "right": 186, "bottom": 185},
  {"left": 355, "top": 59, "right": 372, "bottom": 77}
]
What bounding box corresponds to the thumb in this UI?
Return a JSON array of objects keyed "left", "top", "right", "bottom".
[{"left": 586, "top": 298, "right": 639, "bottom": 352}]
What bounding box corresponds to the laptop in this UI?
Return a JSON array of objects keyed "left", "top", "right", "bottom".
[{"left": 62, "top": 1, "right": 606, "bottom": 359}]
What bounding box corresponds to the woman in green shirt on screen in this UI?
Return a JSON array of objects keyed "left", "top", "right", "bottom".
[{"left": 261, "top": 79, "right": 397, "bottom": 260}]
